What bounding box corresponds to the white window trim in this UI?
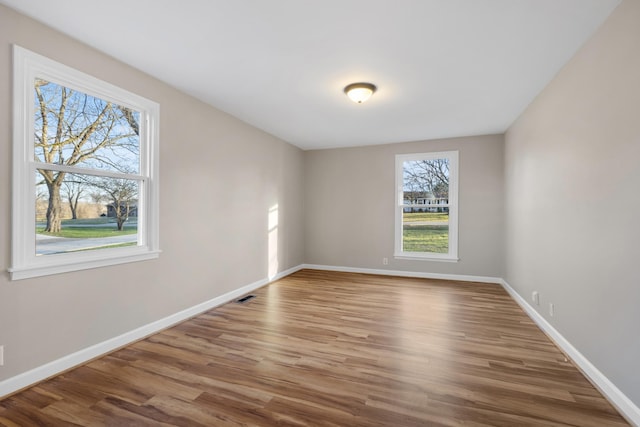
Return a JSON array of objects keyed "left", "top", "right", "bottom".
[
  {"left": 9, "top": 45, "right": 160, "bottom": 280},
  {"left": 394, "top": 151, "right": 459, "bottom": 262}
]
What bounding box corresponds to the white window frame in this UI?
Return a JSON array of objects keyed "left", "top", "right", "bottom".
[
  {"left": 394, "top": 151, "right": 459, "bottom": 262},
  {"left": 10, "top": 46, "right": 160, "bottom": 280}
]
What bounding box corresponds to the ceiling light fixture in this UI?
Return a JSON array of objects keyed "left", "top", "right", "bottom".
[{"left": 344, "top": 82, "right": 377, "bottom": 104}]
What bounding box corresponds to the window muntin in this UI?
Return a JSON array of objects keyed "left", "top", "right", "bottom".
[
  {"left": 11, "top": 46, "right": 160, "bottom": 280},
  {"left": 395, "top": 151, "right": 458, "bottom": 261}
]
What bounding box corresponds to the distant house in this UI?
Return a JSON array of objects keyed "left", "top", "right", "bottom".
[
  {"left": 403, "top": 192, "right": 448, "bottom": 213},
  {"left": 106, "top": 201, "right": 138, "bottom": 218}
]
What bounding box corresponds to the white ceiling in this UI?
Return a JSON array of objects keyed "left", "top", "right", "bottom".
[{"left": 1, "top": 0, "right": 621, "bottom": 150}]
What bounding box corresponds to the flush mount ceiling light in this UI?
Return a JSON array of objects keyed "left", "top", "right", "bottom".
[{"left": 344, "top": 82, "right": 377, "bottom": 104}]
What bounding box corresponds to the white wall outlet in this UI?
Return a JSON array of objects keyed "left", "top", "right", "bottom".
[
  {"left": 0, "top": 345, "right": 4, "bottom": 366},
  {"left": 382, "top": 257, "right": 389, "bottom": 265},
  {"left": 549, "top": 303, "right": 555, "bottom": 317},
  {"left": 532, "top": 291, "right": 540, "bottom": 306}
]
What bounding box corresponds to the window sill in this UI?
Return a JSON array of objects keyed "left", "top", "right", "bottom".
[
  {"left": 394, "top": 253, "right": 459, "bottom": 263},
  {"left": 9, "top": 249, "right": 161, "bottom": 280}
]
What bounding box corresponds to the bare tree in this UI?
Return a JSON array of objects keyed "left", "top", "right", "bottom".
[
  {"left": 62, "top": 180, "right": 84, "bottom": 220},
  {"left": 35, "top": 79, "right": 139, "bottom": 232},
  {"left": 404, "top": 159, "right": 449, "bottom": 197},
  {"left": 432, "top": 181, "right": 448, "bottom": 199},
  {"left": 90, "top": 178, "right": 138, "bottom": 231},
  {"left": 89, "top": 191, "right": 107, "bottom": 216},
  {"left": 35, "top": 187, "right": 49, "bottom": 221}
]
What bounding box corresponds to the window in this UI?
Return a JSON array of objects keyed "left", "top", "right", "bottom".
[
  {"left": 10, "top": 46, "right": 160, "bottom": 280},
  {"left": 395, "top": 151, "right": 458, "bottom": 261}
]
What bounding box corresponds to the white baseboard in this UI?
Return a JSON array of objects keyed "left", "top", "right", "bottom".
[
  {"left": 300, "top": 263, "right": 502, "bottom": 284},
  {"left": 500, "top": 279, "right": 640, "bottom": 426},
  {"left": 0, "top": 264, "right": 303, "bottom": 399}
]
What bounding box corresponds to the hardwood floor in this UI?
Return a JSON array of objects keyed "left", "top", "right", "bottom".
[{"left": 0, "top": 269, "right": 629, "bottom": 426}]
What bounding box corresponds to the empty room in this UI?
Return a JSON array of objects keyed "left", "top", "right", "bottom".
[{"left": 0, "top": 1, "right": 639, "bottom": 426}]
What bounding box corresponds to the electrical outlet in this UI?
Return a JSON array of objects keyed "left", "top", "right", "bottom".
[
  {"left": 549, "top": 303, "right": 555, "bottom": 317},
  {"left": 532, "top": 291, "right": 539, "bottom": 306},
  {"left": 382, "top": 257, "right": 389, "bottom": 265},
  {"left": 0, "top": 345, "right": 4, "bottom": 366}
]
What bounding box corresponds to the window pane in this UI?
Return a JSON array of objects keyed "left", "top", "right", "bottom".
[
  {"left": 34, "top": 79, "right": 140, "bottom": 173},
  {"left": 36, "top": 170, "right": 139, "bottom": 256},
  {"left": 402, "top": 158, "right": 450, "bottom": 253},
  {"left": 402, "top": 210, "right": 449, "bottom": 253}
]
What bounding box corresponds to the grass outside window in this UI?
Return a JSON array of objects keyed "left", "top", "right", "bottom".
[
  {"left": 36, "top": 218, "right": 137, "bottom": 239},
  {"left": 402, "top": 212, "right": 449, "bottom": 253}
]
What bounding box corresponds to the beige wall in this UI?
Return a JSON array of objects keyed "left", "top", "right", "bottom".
[
  {"left": 304, "top": 134, "right": 504, "bottom": 278},
  {"left": 505, "top": 0, "right": 640, "bottom": 404},
  {"left": 0, "top": 5, "right": 304, "bottom": 381}
]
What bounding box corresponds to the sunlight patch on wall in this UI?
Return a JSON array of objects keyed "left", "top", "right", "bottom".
[{"left": 268, "top": 204, "right": 279, "bottom": 280}]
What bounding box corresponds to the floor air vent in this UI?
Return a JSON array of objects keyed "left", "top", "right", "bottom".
[{"left": 235, "top": 294, "right": 256, "bottom": 304}]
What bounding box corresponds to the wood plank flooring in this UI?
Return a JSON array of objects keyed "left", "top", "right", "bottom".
[{"left": 0, "top": 269, "right": 629, "bottom": 426}]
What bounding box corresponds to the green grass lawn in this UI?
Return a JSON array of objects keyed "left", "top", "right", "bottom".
[
  {"left": 403, "top": 225, "right": 449, "bottom": 253},
  {"left": 36, "top": 218, "right": 137, "bottom": 238},
  {"left": 36, "top": 227, "right": 137, "bottom": 238},
  {"left": 403, "top": 212, "right": 449, "bottom": 222}
]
